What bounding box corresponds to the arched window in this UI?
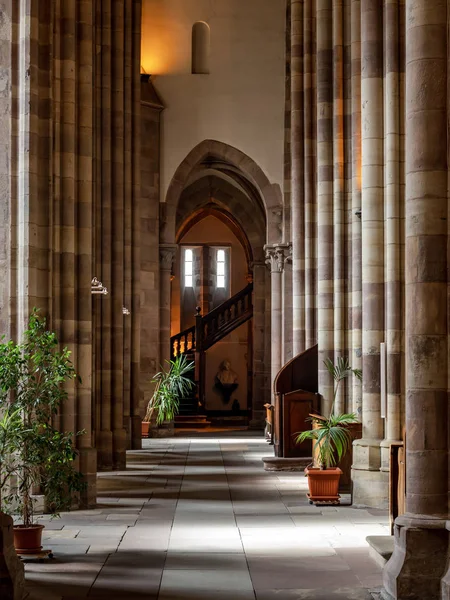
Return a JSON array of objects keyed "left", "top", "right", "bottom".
[
  {"left": 184, "top": 248, "right": 194, "bottom": 288},
  {"left": 192, "top": 22, "right": 210, "bottom": 74}
]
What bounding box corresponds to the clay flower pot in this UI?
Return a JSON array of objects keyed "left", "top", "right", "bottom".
[
  {"left": 13, "top": 524, "right": 45, "bottom": 555},
  {"left": 304, "top": 466, "right": 342, "bottom": 505},
  {"left": 141, "top": 421, "right": 150, "bottom": 438}
]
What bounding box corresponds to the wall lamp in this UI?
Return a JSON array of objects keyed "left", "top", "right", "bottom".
[
  {"left": 122, "top": 306, "right": 131, "bottom": 316},
  {"left": 91, "top": 277, "right": 108, "bottom": 295}
]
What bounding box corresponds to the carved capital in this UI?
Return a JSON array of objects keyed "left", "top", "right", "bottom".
[
  {"left": 264, "top": 243, "right": 292, "bottom": 273},
  {"left": 159, "top": 244, "right": 177, "bottom": 272}
]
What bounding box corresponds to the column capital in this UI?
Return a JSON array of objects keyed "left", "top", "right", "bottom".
[
  {"left": 264, "top": 243, "right": 292, "bottom": 273},
  {"left": 159, "top": 244, "right": 177, "bottom": 272}
]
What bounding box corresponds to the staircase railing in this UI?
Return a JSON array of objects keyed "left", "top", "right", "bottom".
[
  {"left": 171, "top": 325, "right": 196, "bottom": 359},
  {"left": 170, "top": 283, "right": 254, "bottom": 411},
  {"left": 170, "top": 283, "right": 253, "bottom": 359},
  {"left": 202, "top": 283, "right": 253, "bottom": 350}
]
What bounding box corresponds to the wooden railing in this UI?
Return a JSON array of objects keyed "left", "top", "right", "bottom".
[
  {"left": 170, "top": 283, "right": 253, "bottom": 359},
  {"left": 170, "top": 284, "right": 254, "bottom": 410},
  {"left": 171, "top": 325, "right": 196, "bottom": 359},
  {"left": 202, "top": 283, "right": 253, "bottom": 350}
]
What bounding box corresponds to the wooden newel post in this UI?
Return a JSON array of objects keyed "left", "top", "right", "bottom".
[{"left": 194, "top": 307, "right": 205, "bottom": 412}]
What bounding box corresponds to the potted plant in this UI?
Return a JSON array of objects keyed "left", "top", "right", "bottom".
[
  {"left": 296, "top": 357, "right": 362, "bottom": 504},
  {"left": 142, "top": 354, "right": 195, "bottom": 437},
  {"left": 0, "top": 309, "right": 85, "bottom": 554}
]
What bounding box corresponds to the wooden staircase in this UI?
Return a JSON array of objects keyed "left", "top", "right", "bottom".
[{"left": 171, "top": 283, "right": 253, "bottom": 426}]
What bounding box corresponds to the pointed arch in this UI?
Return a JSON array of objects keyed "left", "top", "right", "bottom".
[{"left": 162, "top": 140, "right": 283, "bottom": 245}]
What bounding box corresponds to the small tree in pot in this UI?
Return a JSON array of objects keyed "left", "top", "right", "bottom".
[
  {"left": 142, "top": 354, "right": 195, "bottom": 437},
  {"left": 0, "top": 310, "right": 85, "bottom": 554},
  {"left": 296, "top": 357, "right": 362, "bottom": 504}
]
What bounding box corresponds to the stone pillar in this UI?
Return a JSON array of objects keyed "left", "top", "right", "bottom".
[
  {"left": 316, "top": 0, "right": 334, "bottom": 416},
  {"left": 352, "top": 0, "right": 387, "bottom": 508},
  {"left": 159, "top": 245, "right": 177, "bottom": 366},
  {"left": 291, "top": 0, "right": 305, "bottom": 355},
  {"left": 139, "top": 80, "right": 164, "bottom": 443},
  {"left": 282, "top": 260, "right": 293, "bottom": 365},
  {"left": 251, "top": 261, "right": 269, "bottom": 426},
  {"left": 381, "top": 1, "right": 449, "bottom": 598},
  {"left": 265, "top": 244, "right": 291, "bottom": 389},
  {"left": 304, "top": 0, "right": 317, "bottom": 351},
  {"left": 129, "top": 4, "right": 143, "bottom": 451},
  {"left": 380, "top": 0, "right": 402, "bottom": 474},
  {"left": 350, "top": 0, "right": 362, "bottom": 418},
  {"left": 333, "top": 0, "right": 345, "bottom": 414}
]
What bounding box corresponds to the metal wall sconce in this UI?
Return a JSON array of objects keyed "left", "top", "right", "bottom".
[
  {"left": 122, "top": 306, "right": 131, "bottom": 316},
  {"left": 91, "top": 277, "right": 108, "bottom": 295},
  {"left": 355, "top": 208, "right": 362, "bottom": 219}
]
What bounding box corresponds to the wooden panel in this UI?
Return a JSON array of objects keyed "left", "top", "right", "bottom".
[
  {"left": 274, "top": 345, "right": 318, "bottom": 397},
  {"left": 281, "top": 391, "right": 320, "bottom": 458},
  {"left": 389, "top": 442, "right": 405, "bottom": 534}
]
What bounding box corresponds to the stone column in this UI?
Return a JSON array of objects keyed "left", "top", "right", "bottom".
[
  {"left": 139, "top": 80, "right": 164, "bottom": 441},
  {"left": 350, "top": 0, "right": 362, "bottom": 418},
  {"left": 382, "top": 1, "right": 449, "bottom": 598},
  {"left": 304, "top": 0, "right": 317, "bottom": 351},
  {"left": 265, "top": 244, "right": 291, "bottom": 389},
  {"left": 159, "top": 245, "right": 177, "bottom": 366},
  {"left": 316, "top": 0, "right": 334, "bottom": 416},
  {"left": 251, "top": 261, "right": 269, "bottom": 427},
  {"left": 380, "top": 0, "right": 402, "bottom": 474},
  {"left": 129, "top": 4, "right": 143, "bottom": 451},
  {"left": 333, "top": 0, "right": 345, "bottom": 414},
  {"left": 352, "top": 0, "right": 387, "bottom": 508},
  {"left": 282, "top": 259, "right": 293, "bottom": 365},
  {"left": 291, "top": 0, "right": 305, "bottom": 355}
]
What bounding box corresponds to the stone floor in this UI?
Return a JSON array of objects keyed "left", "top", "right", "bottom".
[{"left": 26, "top": 433, "right": 388, "bottom": 599}]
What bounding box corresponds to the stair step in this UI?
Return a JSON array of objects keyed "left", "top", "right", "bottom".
[
  {"left": 175, "top": 418, "right": 211, "bottom": 429},
  {"left": 175, "top": 415, "right": 209, "bottom": 422}
]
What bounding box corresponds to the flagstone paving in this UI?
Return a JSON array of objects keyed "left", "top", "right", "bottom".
[{"left": 25, "top": 433, "right": 388, "bottom": 599}]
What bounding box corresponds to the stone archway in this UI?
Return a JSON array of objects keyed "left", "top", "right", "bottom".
[
  {"left": 162, "top": 144, "right": 275, "bottom": 426},
  {"left": 161, "top": 139, "right": 283, "bottom": 246}
]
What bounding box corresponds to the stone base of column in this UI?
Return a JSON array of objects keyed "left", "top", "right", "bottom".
[
  {"left": 96, "top": 429, "right": 113, "bottom": 471},
  {"left": 1, "top": 511, "right": 25, "bottom": 600},
  {"left": 381, "top": 515, "right": 448, "bottom": 600},
  {"left": 112, "top": 428, "right": 128, "bottom": 471},
  {"left": 130, "top": 415, "right": 143, "bottom": 450},
  {"left": 351, "top": 438, "right": 389, "bottom": 508},
  {"left": 78, "top": 446, "right": 97, "bottom": 508}
]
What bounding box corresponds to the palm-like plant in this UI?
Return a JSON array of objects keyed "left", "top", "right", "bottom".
[
  {"left": 296, "top": 357, "right": 362, "bottom": 469},
  {"left": 143, "top": 354, "right": 195, "bottom": 425}
]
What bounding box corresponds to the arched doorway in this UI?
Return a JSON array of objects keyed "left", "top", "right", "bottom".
[
  {"left": 162, "top": 140, "right": 280, "bottom": 426},
  {"left": 172, "top": 209, "right": 253, "bottom": 423}
]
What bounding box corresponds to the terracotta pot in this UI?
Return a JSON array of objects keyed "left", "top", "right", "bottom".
[
  {"left": 141, "top": 421, "right": 150, "bottom": 438},
  {"left": 13, "top": 524, "right": 45, "bottom": 555},
  {"left": 304, "top": 466, "right": 342, "bottom": 504}
]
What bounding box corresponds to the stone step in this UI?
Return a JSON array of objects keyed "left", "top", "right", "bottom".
[{"left": 175, "top": 415, "right": 211, "bottom": 429}]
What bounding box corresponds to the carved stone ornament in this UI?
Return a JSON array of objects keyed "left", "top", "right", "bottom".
[
  {"left": 264, "top": 243, "right": 292, "bottom": 273},
  {"left": 159, "top": 245, "right": 177, "bottom": 272}
]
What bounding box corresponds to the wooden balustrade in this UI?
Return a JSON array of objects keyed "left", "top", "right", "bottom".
[{"left": 170, "top": 283, "right": 253, "bottom": 360}]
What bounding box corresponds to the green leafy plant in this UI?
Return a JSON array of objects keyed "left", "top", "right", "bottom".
[
  {"left": 143, "top": 354, "right": 195, "bottom": 425},
  {"left": 296, "top": 357, "right": 362, "bottom": 469},
  {"left": 0, "top": 309, "right": 86, "bottom": 526}
]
